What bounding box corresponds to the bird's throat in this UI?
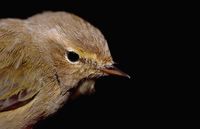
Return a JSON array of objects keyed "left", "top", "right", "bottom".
[{"left": 68, "top": 79, "right": 96, "bottom": 101}]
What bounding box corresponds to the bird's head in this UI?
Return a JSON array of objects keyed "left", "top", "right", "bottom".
[{"left": 27, "top": 12, "right": 129, "bottom": 94}]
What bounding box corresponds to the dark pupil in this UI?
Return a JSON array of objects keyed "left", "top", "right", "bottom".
[{"left": 67, "top": 51, "right": 79, "bottom": 62}]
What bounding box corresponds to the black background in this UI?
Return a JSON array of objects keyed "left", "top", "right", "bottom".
[{"left": 0, "top": 1, "right": 164, "bottom": 129}]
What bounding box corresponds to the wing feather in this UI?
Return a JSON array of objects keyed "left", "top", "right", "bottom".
[{"left": 0, "top": 19, "right": 43, "bottom": 112}]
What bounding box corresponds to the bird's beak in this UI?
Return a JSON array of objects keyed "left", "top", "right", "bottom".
[{"left": 100, "top": 65, "right": 130, "bottom": 78}]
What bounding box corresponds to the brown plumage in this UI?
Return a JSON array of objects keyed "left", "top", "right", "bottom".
[{"left": 0, "top": 12, "right": 129, "bottom": 129}]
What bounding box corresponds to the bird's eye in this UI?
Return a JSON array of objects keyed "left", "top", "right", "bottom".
[{"left": 66, "top": 51, "right": 80, "bottom": 63}]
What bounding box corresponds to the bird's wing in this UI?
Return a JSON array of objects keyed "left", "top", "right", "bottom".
[
  {"left": 0, "top": 68, "right": 41, "bottom": 112},
  {"left": 0, "top": 19, "right": 43, "bottom": 112}
]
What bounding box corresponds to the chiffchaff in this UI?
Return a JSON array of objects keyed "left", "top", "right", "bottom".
[{"left": 0, "top": 12, "right": 129, "bottom": 129}]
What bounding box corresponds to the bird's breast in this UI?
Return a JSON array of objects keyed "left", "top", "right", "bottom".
[{"left": 68, "top": 79, "right": 96, "bottom": 101}]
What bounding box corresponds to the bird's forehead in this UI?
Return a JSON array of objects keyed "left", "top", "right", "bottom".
[{"left": 47, "top": 27, "right": 113, "bottom": 64}]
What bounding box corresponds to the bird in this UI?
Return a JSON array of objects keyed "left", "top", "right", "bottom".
[{"left": 0, "top": 11, "right": 129, "bottom": 129}]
